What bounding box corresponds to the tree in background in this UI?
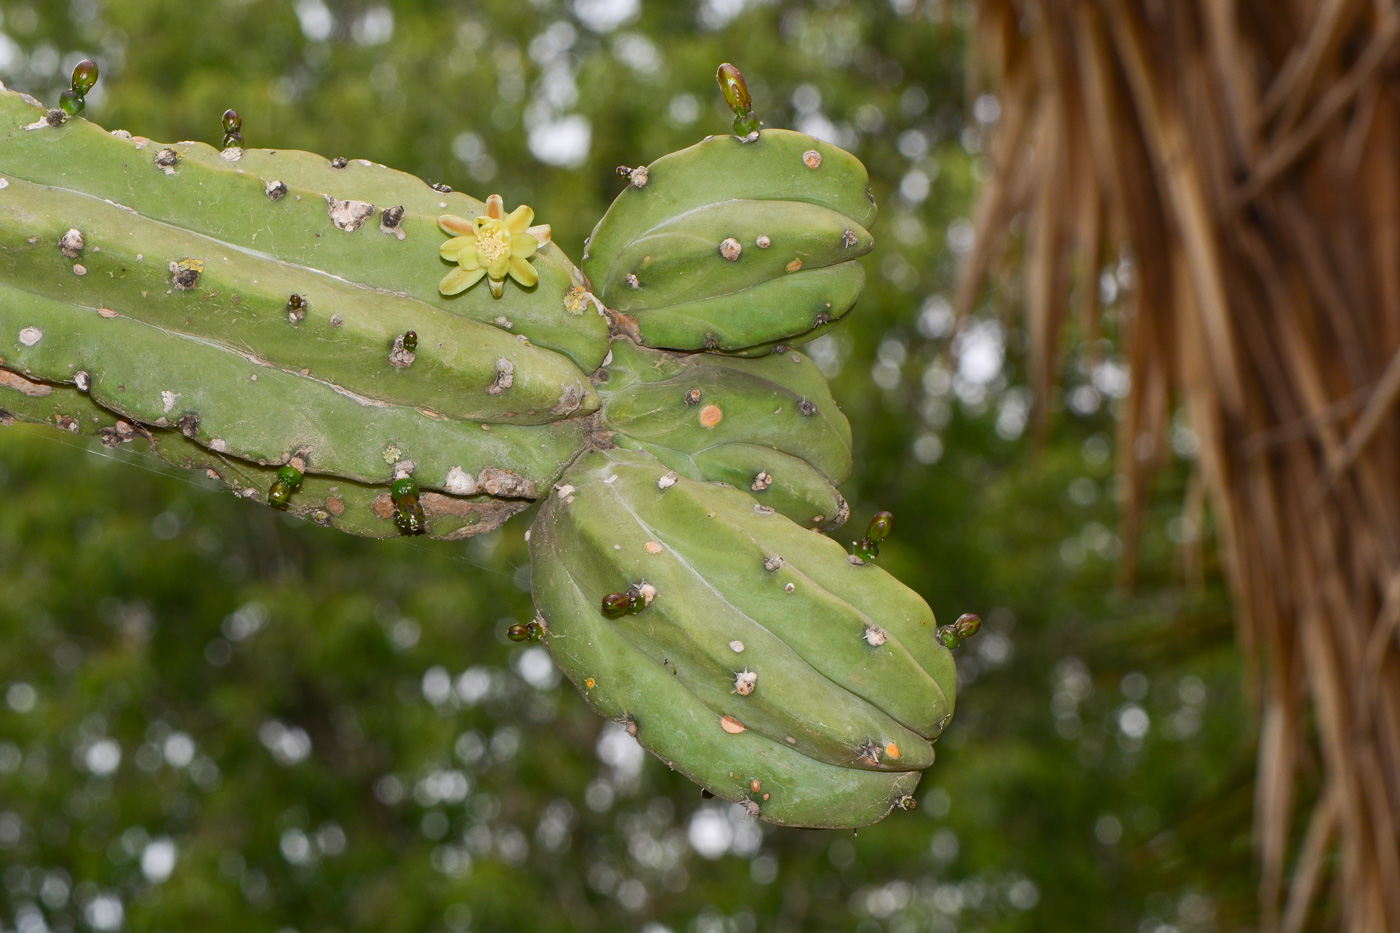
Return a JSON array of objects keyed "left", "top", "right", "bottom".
[
  {"left": 969, "top": 2, "right": 1400, "bottom": 931},
  {"left": 2, "top": 2, "right": 1251, "bottom": 931}
]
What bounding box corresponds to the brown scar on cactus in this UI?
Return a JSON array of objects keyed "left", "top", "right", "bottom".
[
  {"left": 169, "top": 259, "right": 202, "bottom": 290},
  {"left": 733, "top": 669, "right": 757, "bottom": 696},
  {"left": 0, "top": 370, "right": 52, "bottom": 397},
  {"left": 719, "top": 715, "right": 747, "bottom": 734},
  {"left": 265, "top": 179, "right": 288, "bottom": 201},
  {"left": 154, "top": 148, "right": 179, "bottom": 173},
  {"left": 802, "top": 149, "right": 823, "bottom": 170},
  {"left": 379, "top": 205, "right": 406, "bottom": 240},
  {"left": 485, "top": 357, "right": 515, "bottom": 395},
  {"left": 719, "top": 237, "right": 743, "bottom": 261},
  {"left": 751, "top": 471, "right": 772, "bottom": 491}
]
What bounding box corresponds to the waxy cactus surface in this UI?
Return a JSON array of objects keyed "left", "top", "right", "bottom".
[
  {"left": 0, "top": 65, "right": 967, "bottom": 826},
  {"left": 530, "top": 447, "right": 954, "bottom": 827}
]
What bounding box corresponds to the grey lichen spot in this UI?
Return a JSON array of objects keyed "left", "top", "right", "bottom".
[
  {"left": 265, "top": 179, "right": 288, "bottom": 201},
  {"left": 59, "top": 229, "right": 84, "bottom": 259},
  {"left": 326, "top": 196, "right": 375, "bottom": 232},
  {"left": 18, "top": 327, "right": 43, "bottom": 347},
  {"left": 209, "top": 438, "right": 229, "bottom": 453},
  {"left": 863, "top": 625, "right": 888, "bottom": 647},
  {"left": 494, "top": 316, "right": 514, "bottom": 330},
  {"left": 72, "top": 264, "right": 87, "bottom": 276},
  {"left": 751, "top": 471, "right": 772, "bottom": 492},
  {"left": 220, "top": 147, "right": 243, "bottom": 162},
  {"left": 764, "top": 556, "right": 784, "bottom": 572},
  {"left": 551, "top": 381, "right": 586, "bottom": 416},
  {"left": 752, "top": 504, "right": 775, "bottom": 515},
  {"left": 154, "top": 148, "right": 179, "bottom": 173},
  {"left": 739, "top": 129, "right": 760, "bottom": 144},
  {"left": 110, "top": 129, "right": 131, "bottom": 139},
  {"left": 657, "top": 471, "right": 678, "bottom": 490},
  {"left": 842, "top": 227, "right": 858, "bottom": 248},
  {"left": 479, "top": 467, "right": 535, "bottom": 499},
  {"left": 733, "top": 669, "right": 757, "bottom": 696},
  {"left": 387, "top": 333, "right": 416, "bottom": 369},
  {"left": 445, "top": 466, "right": 479, "bottom": 496},
  {"left": 161, "top": 390, "right": 180, "bottom": 413},
  {"left": 74, "top": 371, "right": 90, "bottom": 392},
  {"left": 329, "top": 156, "right": 348, "bottom": 169},
  {"left": 485, "top": 358, "right": 515, "bottom": 395},
  {"left": 0, "top": 178, "right": 8, "bottom": 189},
  {"left": 719, "top": 237, "right": 742, "bottom": 261},
  {"left": 379, "top": 205, "right": 406, "bottom": 240},
  {"left": 729, "top": 640, "right": 745, "bottom": 653},
  {"left": 625, "top": 272, "right": 641, "bottom": 289},
  {"left": 430, "top": 182, "right": 452, "bottom": 193},
  {"left": 784, "top": 582, "right": 795, "bottom": 594},
  {"left": 684, "top": 388, "right": 702, "bottom": 406},
  {"left": 802, "top": 149, "right": 822, "bottom": 169},
  {"left": 756, "top": 234, "right": 771, "bottom": 249},
  {"left": 330, "top": 313, "right": 344, "bottom": 328}
]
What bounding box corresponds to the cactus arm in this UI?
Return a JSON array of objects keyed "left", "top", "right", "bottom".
[
  {"left": 0, "top": 283, "right": 583, "bottom": 492},
  {"left": 686, "top": 444, "right": 848, "bottom": 529},
  {"left": 582, "top": 129, "right": 877, "bottom": 352},
  {"left": 599, "top": 200, "right": 871, "bottom": 308},
  {"left": 535, "top": 448, "right": 942, "bottom": 769},
  {"left": 0, "top": 377, "right": 526, "bottom": 539},
  {"left": 529, "top": 537, "right": 921, "bottom": 828},
  {"left": 0, "top": 90, "right": 608, "bottom": 372},
  {"left": 0, "top": 174, "right": 596, "bottom": 425},
  {"left": 599, "top": 340, "right": 852, "bottom": 487}
]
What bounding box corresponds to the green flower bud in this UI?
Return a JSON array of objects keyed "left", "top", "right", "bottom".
[{"left": 70, "top": 59, "right": 98, "bottom": 96}]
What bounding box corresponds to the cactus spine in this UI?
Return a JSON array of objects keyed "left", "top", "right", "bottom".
[{"left": 0, "top": 64, "right": 971, "bottom": 826}]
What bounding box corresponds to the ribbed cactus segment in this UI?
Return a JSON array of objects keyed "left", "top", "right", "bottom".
[
  {"left": 0, "top": 377, "right": 529, "bottom": 539},
  {"left": 599, "top": 341, "right": 850, "bottom": 526},
  {"left": 583, "top": 129, "right": 876, "bottom": 352},
  {"left": 0, "top": 283, "right": 584, "bottom": 493},
  {"left": 529, "top": 447, "right": 955, "bottom": 826},
  {"left": 0, "top": 88, "right": 609, "bottom": 372},
  {"left": 0, "top": 174, "right": 596, "bottom": 425}
]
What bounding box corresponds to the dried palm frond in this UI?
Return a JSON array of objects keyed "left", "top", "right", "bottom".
[{"left": 964, "top": 2, "right": 1400, "bottom": 930}]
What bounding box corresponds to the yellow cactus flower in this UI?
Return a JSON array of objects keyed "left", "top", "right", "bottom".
[{"left": 438, "top": 194, "right": 552, "bottom": 299}]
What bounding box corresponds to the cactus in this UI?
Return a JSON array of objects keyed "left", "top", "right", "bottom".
[
  {"left": 529, "top": 447, "right": 954, "bottom": 827},
  {"left": 0, "top": 63, "right": 973, "bottom": 827}
]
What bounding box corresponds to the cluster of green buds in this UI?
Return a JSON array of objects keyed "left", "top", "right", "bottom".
[
  {"left": 717, "top": 62, "right": 761, "bottom": 138},
  {"left": 851, "top": 510, "right": 893, "bottom": 565},
  {"left": 506, "top": 619, "right": 543, "bottom": 642},
  {"left": 600, "top": 582, "right": 656, "bottom": 619},
  {"left": 221, "top": 109, "right": 243, "bottom": 149},
  {"left": 58, "top": 59, "right": 98, "bottom": 117},
  {"left": 937, "top": 613, "right": 982, "bottom": 650},
  {"left": 267, "top": 464, "right": 304, "bottom": 509},
  {"left": 390, "top": 477, "right": 426, "bottom": 535}
]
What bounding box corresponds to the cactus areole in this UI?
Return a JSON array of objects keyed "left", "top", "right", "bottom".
[{"left": 0, "top": 63, "right": 971, "bottom": 827}]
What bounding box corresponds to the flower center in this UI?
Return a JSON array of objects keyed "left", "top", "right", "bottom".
[{"left": 474, "top": 217, "right": 512, "bottom": 267}]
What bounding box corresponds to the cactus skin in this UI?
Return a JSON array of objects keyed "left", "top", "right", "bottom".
[
  {"left": 0, "top": 89, "right": 608, "bottom": 373},
  {"left": 599, "top": 340, "right": 850, "bottom": 528},
  {"left": 529, "top": 447, "right": 955, "bottom": 826},
  {"left": 0, "top": 376, "right": 529, "bottom": 539},
  {"left": 583, "top": 129, "right": 876, "bottom": 352}
]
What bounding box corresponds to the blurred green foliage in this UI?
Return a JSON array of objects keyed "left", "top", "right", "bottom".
[{"left": 1, "top": 2, "right": 1254, "bottom": 931}]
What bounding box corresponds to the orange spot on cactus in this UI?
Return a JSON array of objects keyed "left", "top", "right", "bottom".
[
  {"left": 885, "top": 743, "right": 900, "bottom": 759},
  {"left": 699, "top": 404, "right": 723, "bottom": 428},
  {"left": 584, "top": 678, "right": 596, "bottom": 689},
  {"left": 786, "top": 258, "right": 803, "bottom": 273},
  {"left": 720, "top": 715, "right": 746, "bottom": 734}
]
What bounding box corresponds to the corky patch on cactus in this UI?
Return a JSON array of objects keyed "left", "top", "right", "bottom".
[
  {"left": 529, "top": 447, "right": 958, "bottom": 828},
  {"left": 438, "top": 195, "right": 553, "bottom": 299}
]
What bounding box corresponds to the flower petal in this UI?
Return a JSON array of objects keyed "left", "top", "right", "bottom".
[
  {"left": 438, "top": 214, "right": 474, "bottom": 236},
  {"left": 456, "top": 250, "right": 483, "bottom": 271},
  {"left": 439, "top": 266, "right": 486, "bottom": 296},
  {"left": 513, "top": 233, "right": 538, "bottom": 260},
  {"left": 509, "top": 255, "right": 539, "bottom": 288},
  {"left": 484, "top": 194, "right": 504, "bottom": 220},
  {"left": 439, "top": 235, "right": 476, "bottom": 262},
  {"left": 487, "top": 275, "right": 505, "bottom": 299},
  {"left": 505, "top": 204, "right": 535, "bottom": 234},
  {"left": 526, "top": 223, "right": 552, "bottom": 247}
]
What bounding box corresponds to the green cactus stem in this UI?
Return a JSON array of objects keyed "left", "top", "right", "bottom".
[
  {"left": 583, "top": 124, "right": 875, "bottom": 353},
  {"left": 530, "top": 447, "right": 956, "bottom": 827}
]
